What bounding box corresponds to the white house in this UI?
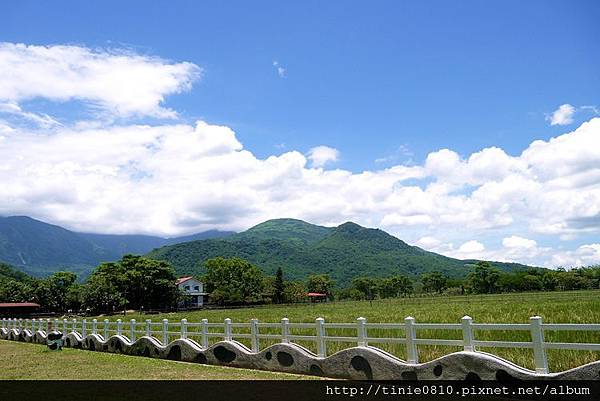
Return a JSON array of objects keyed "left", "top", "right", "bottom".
[{"left": 176, "top": 276, "right": 208, "bottom": 308}]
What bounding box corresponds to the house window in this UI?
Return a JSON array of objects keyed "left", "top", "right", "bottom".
[
  {"left": 194, "top": 286, "right": 200, "bottom": 291},
  {"left": 184, "top": 285, "right": 190, "bottom": 291}
]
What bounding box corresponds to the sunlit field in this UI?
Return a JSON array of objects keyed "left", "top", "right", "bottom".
[
  {"left": 0, "top": 340, "right": 316, "bottom": 380},
  {"left": 97, "top": 290, "right": 600, "bottom": 372}
]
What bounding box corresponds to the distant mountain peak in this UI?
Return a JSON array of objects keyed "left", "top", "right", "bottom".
[{"left": 335, "top": 221, "right": 364, "bottom": 231}]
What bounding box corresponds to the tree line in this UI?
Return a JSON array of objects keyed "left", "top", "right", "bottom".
[{"left": 1, "top": 257, "right": 600, "bottom": 312}]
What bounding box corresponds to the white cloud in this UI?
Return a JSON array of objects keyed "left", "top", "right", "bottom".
[
  {"left": 458, "top": 240, "right": 486, "bottom": 254},
  {"left": 502, "top": 235, "right": 537, "bottom": 249},
  {"left": 547, "top": 104, "right": 575, "bottom": 126},
  {"left": 272, "top": 60, "right": 286, "bottom": 78},
  {"left": 0, "top": 42, "right": 201, "bottom": 118},
  {"left": 307, "top": 145, "right": 339, "bottom": 167},
  {"left": 0, "top": 102, "right": 60, "bottom": 128},
  {"left": 416, "top": 236, "right": 442, "bottom": 248},
  {"left": 2, "top": 42, "right": 600, "bottom": 269},
  {"left": 1, "top": 115, "right": 599, "bottom": 268}
]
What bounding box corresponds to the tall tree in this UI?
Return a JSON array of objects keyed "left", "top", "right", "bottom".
[
  {"left": 467, "top": 261, "right": 500, "bottom": 294},
  {"left": 421, "top": 271, "right": 448, "bottom": 294},
  {"left": 81, "top": 255, "right": 179, "bottom": 313},
  {"left": 273, "top": 267, "right": 285, "bottom": 304},
  {"left": 204, "top": 257, "right": 264, "bottom": 305},
  {"left": 306, "top": 274, "right": 334, "bottom": 297}
]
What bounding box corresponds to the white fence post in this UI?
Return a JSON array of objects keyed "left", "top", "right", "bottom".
[
  {"left": 181, "top": 319, "right": 187, "bottom": 339},
  {"left": 82, "top": 319, "right": 87, "bottom": 337},
  {"left": 357, "top": 317, "right": 368, "bottom": 347},
  {"left": 145, "top": 319, "right": 151, "bottom": 337},
  {"left": 19, "top": 318, "right": 23, "bottom": 330},
  {"left": 54, "top": 319, "right": 59, "bottom": 332},
  {"left": 116, "top": 319, "right": 122, "bottom": 336},
  {"left": 224, "top": 318, "right": 232, "bottom": 341},
  {"left": 404, "top": 316, "right": 418, "bottom": 364},
  {"left": 316, "top": 317, "right": 326, "bottom": 358},
  {"left": 72, "top": 319, "right": 77, "bottom": 334},
  {"left": 63, "top": 319, "right": 68, "bottom": 334},
  {"left": 530, "top": 316, "right": 549, "bottom": 374},
  {"left": 92, "top": 319, "right": 97, "bottom": 335},
  {"left": 281, "top": 318, "right": 290, "bottom": 343},
  {"left": 103, "top": 319, "right": 109, "bottom": 340},
  {"left": 162, "top": 319, "right": 169, "bottom": 345},
  {"left": 461, "top": 315, "right": 475, "bottom": 352},
  {"left": 250, "top": 318, "right": 259, "bottom": 352},
  {"left": 46, "top": 318, "right": 50, "bottom": 333},
  {"left": 130, "top": 319, "right": 136, "bottom": 342},
  {"left": 201, "top": 319, "right": 209, "bottom": 348}
]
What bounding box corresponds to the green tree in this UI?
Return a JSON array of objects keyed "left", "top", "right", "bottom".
[
  {"left": 421, "top": 271, "right": 448, "bottom": 294},
  {"left": 352, "top": 277, "right": 378, "bottom": 300},
  {"left": 34, "top": 272, "right": 77, "bottom": 312},
  {"left": 283, "top": 281, "right": 307, "bottom": 303},
  {"left": 81, "top": 275, "right": 126, "bottom": 314},
  {"left": 81, "top": 255, "right": 179, "bottom": 313},
  {"left": 204, "top": 257, "right": 264, "bottom": 305},
  {"left": 0, "top": 279, "right": 34, "bottom": 303},
  {"left": 467, "top": 261, "right": 500, "bottom": 294},
  {"left": 389, "top": 275, "right": 413, "bottom": 297},
  {"left": 272, "top": 267, "right": 285, "bottom": 304},
  {"left": 306, "top": 274, "right": 334, "bottom": 298}
]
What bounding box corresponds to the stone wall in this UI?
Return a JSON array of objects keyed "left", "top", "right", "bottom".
[{"left": 2, "top": 327, "right": 599, "bottom": 380}]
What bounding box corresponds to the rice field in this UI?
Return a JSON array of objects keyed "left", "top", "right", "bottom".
[{"left": 96, "top": 290, "right": 600, "bottom": 372}]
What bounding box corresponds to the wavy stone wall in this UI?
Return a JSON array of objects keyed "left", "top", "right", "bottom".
[{"left": 2, "top": 328, "right": 599, "bottom": 380}]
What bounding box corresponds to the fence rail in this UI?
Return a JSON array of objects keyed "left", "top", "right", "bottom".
[{"left": 3, "top": 315, "right": 600, "bottom": 374}]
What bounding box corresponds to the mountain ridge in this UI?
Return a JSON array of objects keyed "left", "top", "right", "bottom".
[
  {"left": 147, "top": 218, "right": 535, "bottom": 285},
  {"left": 0, "top": 216, "right": 234, "bottom": 276},
  {"left": 0, "top": 215, "right": 535, "bottom": 283}
]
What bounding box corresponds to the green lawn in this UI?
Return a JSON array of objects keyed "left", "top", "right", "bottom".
[
  {"left": 0, "top": 340, "right": 317, "bottom": 380},
  {"left": 97, "top": 290, "right": 600, "bottom": 372}
]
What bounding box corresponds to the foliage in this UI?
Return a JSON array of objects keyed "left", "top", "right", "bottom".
[
  {"left": 466, "top": 261, "right": 501, "bottom": 294},
  {"left": 306, "top": 274, "right": 334, "bottom": 297},
  {"left": 421, "top": 271, "right": 448, "bottom": 294},
  {"left": 272, "top": 267, "right": 285, "bottom": 304},
  {"left": 147, "top": 219, "right": 534, "bottom": 286},
  {"left": 81, "top": 255, "right": 179, "bottom": 313},
  {"left": 283, "top": 281, "right": 306, "bottom": 303},
  {"left": 203, "top": 257, "right": 264, "bottom": 305}
]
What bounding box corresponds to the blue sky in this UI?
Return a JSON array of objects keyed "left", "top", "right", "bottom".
[
  {"left": 1, "top": 1, "right": 600, "bottom": 268},
  {"left": 4, "top": 1, "right": 599, "bottom": 169}
]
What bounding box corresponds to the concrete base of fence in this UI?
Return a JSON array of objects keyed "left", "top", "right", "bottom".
[{"left": 2, "top": 327, "right": 599, "bottom": 380}]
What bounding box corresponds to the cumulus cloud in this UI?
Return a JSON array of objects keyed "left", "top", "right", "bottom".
[
  {"left": 307, "top": 145, "right": 340, "bottom": 167},
  {"left": 547, "top": 104, "right": 575, "bottom": 126},
  {"left": 0, "top": 42, "right": 201, "bottom": 118},
  {"left": 1, "top": 42, "right": 600, "bottom": 269},
  {"left": 1, "top": 115, "right": 600, "bottom": 267}
]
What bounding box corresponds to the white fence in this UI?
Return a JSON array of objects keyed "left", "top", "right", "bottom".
[{"left": 3, "top": 315, "right": 600, "bottom": 374}]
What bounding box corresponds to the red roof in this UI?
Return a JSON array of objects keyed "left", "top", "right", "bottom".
[
  {"left": 0, "top": 302, "right": 40, "bottom": 308},
  {"left": 307, "top": 293, "right": 327, "bottom": 297},
  {"left": 176, "top": 276, "right": 194, "bottom": 285}
]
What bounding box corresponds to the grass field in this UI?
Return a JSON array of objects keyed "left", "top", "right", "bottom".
[
  {"left": 0, "top": 340, "right": 317, "bottom": 380},
  {"left": 95, "top": 290, "right": 600, "bottom": 372}
]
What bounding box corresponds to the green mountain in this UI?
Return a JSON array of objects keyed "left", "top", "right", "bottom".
[
  {"left": 0, "top": 262, "right": 32, "bottom": 283},
  {"left": 147, "top": 219, "right": 534, "bottom": 285},
  {"left": 0, "top": 216, "right": 234, "bottom": 276}
]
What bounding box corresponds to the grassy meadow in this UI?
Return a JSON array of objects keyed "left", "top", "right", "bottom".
[
  {"left": 96, "top": 290, "right": 600, "bottom": 373},
  {"left": 0, "top": 340, "right": 316, "bottom": 380}
]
